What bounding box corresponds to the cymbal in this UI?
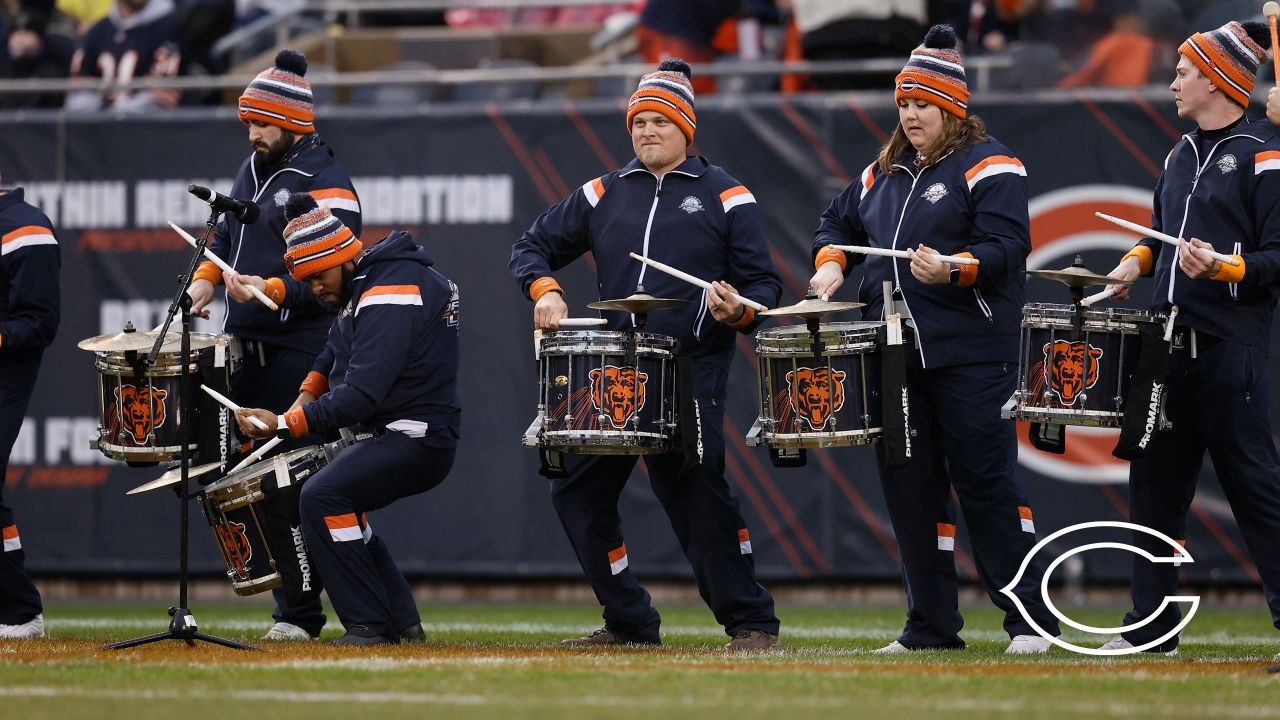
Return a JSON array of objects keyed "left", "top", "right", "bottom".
[
  {"left": 761, "top": 297, "right": 865, "bottom": 320},
  {"left": 1026, "top": 266, "right": 1134, "bottom": 289},
  {"left": 588, "top": 292, "right": 691, "bottom": 313},
  {"left": 126, "top": 461, "right": 224, "bottom": 495},
  {"left": 78, "top": 330, "right": 221, "bottom": 353}
]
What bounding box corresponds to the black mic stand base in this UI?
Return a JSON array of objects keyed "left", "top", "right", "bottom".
[{"left": 103, "top": 606, "right": 259, "bottom": 651}]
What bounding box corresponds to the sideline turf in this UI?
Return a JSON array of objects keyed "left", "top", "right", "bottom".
[{"left": 2, "top": 602, "right": 1276, "bottom": 719}]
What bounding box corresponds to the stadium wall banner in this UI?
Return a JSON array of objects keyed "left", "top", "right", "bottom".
[{"left": 0, "top": 90, "right": 1267, "bottom": 586}]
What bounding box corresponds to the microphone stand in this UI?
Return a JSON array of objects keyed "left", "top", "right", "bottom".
[{"left": 104, "top": 206, "right": 257, "bottom": 651}]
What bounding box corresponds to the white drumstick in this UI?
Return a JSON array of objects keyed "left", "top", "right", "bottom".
[
  {"left": 556, "top": 318, "right": 608, "bottom": 327},
  {"left": 229, "top": 436, "right": 283, "bottom": 473},
  {"left": 628, "top": 252, "right": 769, "bottom": 312},
  {"left": 1094, "top": 212, "right": 1240, "bottom": 267},
  {"left": 200, "top": 383, "right": 270, "bottom": 431},
  {"left": 827, "top": 244, "right": 980, "bottom": 266},
  {"left": 168, "top": 220, "right": 281, "bottom": 310},
  {"left": 1081, "top": 287, "right": 1116, "bottom": 307}
]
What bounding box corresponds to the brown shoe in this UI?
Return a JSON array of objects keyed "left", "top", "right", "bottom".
[
  {"left": 560, "top": 626, "right": 658, "bottom": 648},
  {"left": 725, "top": 629, "right": 780, "bottom": 651}
]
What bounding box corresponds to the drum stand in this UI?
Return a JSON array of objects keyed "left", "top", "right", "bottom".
[{"left": 104, "top": 207, "right": 257, "bottom": 652}]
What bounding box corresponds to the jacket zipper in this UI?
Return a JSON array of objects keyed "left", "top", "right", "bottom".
[
  {"left": 973, "top": 288, "right": 993, "bottom": 322},
  {"left": 888, "top": 163, "right": 925, "bottom": 365}
]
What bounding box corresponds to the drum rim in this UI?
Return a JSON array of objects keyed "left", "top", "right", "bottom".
[{"left": 204, "top": 445, "right": 324, "bottom": 494}]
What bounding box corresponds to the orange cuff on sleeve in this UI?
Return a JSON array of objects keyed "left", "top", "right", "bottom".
[
  {"left": 954, "top": 252, "right": 978, "bottom": 287},
  {"left": 530, "top": 276, "right": 563, "bottom": 302},
  {"left": 193, "top": 261, "right": 223, "bottom": 285},
  {"left": 1210, "top": 255, "right": 1246, "bottom": 283},
  {"left": 814, "top": 245, "right": 848, "bottom": 272},
  {"left": 283, "top": 407, "right": 310, "bottom": 438},
  {"left": 264, "top": 277, "right": 287, "bottom": 304},
  {"left": 1122, "top": 245, "right": 1153, "bottom": 276},
  {"left": 299, "top": 371, "right": 329, "bottom": 397},
  {"left": 727, "top": 305, "right": 756, "bottom": 329}
]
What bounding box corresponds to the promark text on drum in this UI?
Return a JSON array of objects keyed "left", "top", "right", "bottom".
[{"left": 291, "top": 525, "right": 313, "bottom": 593}]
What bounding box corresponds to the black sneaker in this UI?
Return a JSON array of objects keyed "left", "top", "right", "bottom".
[
  {"left": 560, "top": 626, "right": 659, "bottom": 648},
  {"left": 400, "top": 623, "right": 427, "bottom": 644},
  {"left": 725, "top": 629, "right": 780, "bottom": 651},
  {"left": 332, "top": 625, "right": 397, "bottom": 646}
]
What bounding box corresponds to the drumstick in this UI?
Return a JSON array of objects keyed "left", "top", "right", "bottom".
[
  {"left": 628, "top": 252, "right": 769, "bottom": 312},
  {"left": 556, "top": 318, "right": 608, "bottom": 327},
  {"left": 1081, "top": 287, "right": 1116, "bottom": 307},
  {"left": 200, "top": 383, "right": 270, "bottom": 431},
  {"left": 826, "top": 244, "right": 980, "bottom": 266},
  {"left": 229, "top": 436, "right": 283, "bottom": 473},
  {"left": 1266, "top": 3, "right": 1280, "bottom": 83},
  {"left": 1094, "top": 212, "right": 1241, "bottom": 267},
  {"left": 167, "top": 220, "right": 280, "bottom": 311}
]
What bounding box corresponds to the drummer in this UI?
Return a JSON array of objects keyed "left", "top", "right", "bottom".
[
  {"left": 1099, "top": 20, "right": 1280, "bottom": 654},
  {"left": 808, "top": 25, "right": 1060, "bottom": 654},
  {"left": 236, "top": 193, "right": 461, "bottom": 646},
  {"left": 509, "top": 59, "right": 783, "bottom": 650}
]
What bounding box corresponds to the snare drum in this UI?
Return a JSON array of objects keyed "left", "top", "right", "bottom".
[
  {"left": 526, "top": 329, "right": 678, "bottom": 454},
  {"left": 91, "top": 332, "right": 230, "bottom": 463},
  {"left": 1010, "top": 302, "right": 1165, "bottom": 427},
  {"left": 748, "top": 322, "right": 883, "bottom": 448},
  {"left": 199, "top": 443, "right": 341, "bottom": 600}
]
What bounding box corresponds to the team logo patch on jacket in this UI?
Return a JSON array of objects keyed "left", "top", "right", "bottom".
[
  {"left": 679, "top": 196, "right": 705, "bottom": 214},
  {"left": 1042, "top": 340, "right": 1103, "bottom": 406},
  {"left": 114, "top": 384, "right": 168, "bottom": 444},
  {"left": 921, "top": 183, "right": 949, "bottom": 204},
  {"left": 786, "top": 367, "right": 846, "bottom": 430},
  {"left": 589, "top": 365, "right": 647, "bottom": 428},
  {"left": 1217, "top": 154, "right": 1238, "bottom": 174},
  {"left": 215, "top": 520, "right": 252, "bottom": 577}
]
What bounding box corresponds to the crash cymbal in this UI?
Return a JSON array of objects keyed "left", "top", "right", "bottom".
[
  {"left": 126, "top": 461, "right": 224, "bottom": 495},
  {"left": 78, "top": 329, "right": 180, "bottom": 353},
  {"left": 1026, "top": 266, "right": 1134, "bottom": 289},
  {"left": 760, "top": 297, "right": 865, "bottom": 320},
  {"left": 588, "top": 292, "right": 691, "bottom": 313}
]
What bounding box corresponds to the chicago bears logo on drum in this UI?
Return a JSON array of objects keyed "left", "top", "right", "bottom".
[
  {"left": 215, "top": 520, "right": 252, "bottom": 577},
  {"left": 786, "top": 367, "right": 846, "bottom": 430},
  {"left": 113, "top": 384, "right": 168, "bottom": 444},
  {"left": 589, "top": 365, "right": 647, "bottom": 429},
  {"left": 1042, "top": 340, "right": 1103, "bottom": 406}
]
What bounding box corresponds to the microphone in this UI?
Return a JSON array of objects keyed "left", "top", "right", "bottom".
[{"left": 188, "top": 184, "right": 260, "bottom": 224}]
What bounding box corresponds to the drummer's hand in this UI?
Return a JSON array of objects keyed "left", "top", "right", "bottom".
[
  {"left": 1106, "top": 256, "right": 1141, "bottom": 301},
  {"left": 1269, "top": 87, "right": 1280, "bottom": 125},
  {"left": 1179, "top": 237, "right": 1221, "bottom": 280},
  {"left": 235, "top": 408, "right": 278, "bottom": 440},
  {"left": 809, "top": 261, "right": 844, "bottom": 301},
  {"left": 707, "top": 280, "right": 745, "bottom": 324},
  {"left": 224, "top": 271, "right": 267, "bottom": 304},
  {"left": 186, "top": 278, "right": 213, "bottom": 319},
  {"left": 908, "top": 244, "right": 949, "bottom": 285},
  {"left": 533, "top": 291, "right": 568, "bottom": 330}
]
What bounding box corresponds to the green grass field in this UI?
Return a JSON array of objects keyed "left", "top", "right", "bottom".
[{"left": 2, "top": 601, "right": 1277, "bottom": 719}]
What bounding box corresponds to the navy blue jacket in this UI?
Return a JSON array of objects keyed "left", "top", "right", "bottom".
[
  {"left": 0, "top": 188, "right": 60, "bottom": 366},
  {"left": 1131, "top": 117, "right": 1280, "bottom": 351},
  {"left": 813, "top": 138, "right": 1030, "bottom": 368},
  {"left": 510, "top": 155, "right": 782, "bottom": 369},
  {"left": 293, "top": 232, "right": 460, "bottom": 441},
  {"left": 205, "top": 133, "right": 362, "bottom": 354}
]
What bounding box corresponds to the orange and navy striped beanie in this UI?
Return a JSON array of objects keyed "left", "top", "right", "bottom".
[
  {"left": 239, "top": 50, "right": 315, "bottom": 135},
  {"left": 1179, "top": 21, "right": 1270, "bottom": 108},
  {"left": 627, "top": 58, "right": 696, "bottom": 145},
  {"left": 895, "top": 25, "right": 969, "bottom": 119},
  {"left": 282, "top": 193, "right": 361, "bottom": 281}
]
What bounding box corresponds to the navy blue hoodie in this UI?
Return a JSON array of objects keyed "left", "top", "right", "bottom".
[
  {"left": 203, "top": 133, "right": 362, "bottom": 354},
  {"left": 510, "top": 155, "right": 781, "bottom": 369},
  {"left": 813, "top": 137, "right": 1030, "bottom": 369},
  {"left": 0, "top": 188, "right": 60, "bottom": 366},
  {"left": 289, "top": 231, "right": 460, "bottom": 441}
]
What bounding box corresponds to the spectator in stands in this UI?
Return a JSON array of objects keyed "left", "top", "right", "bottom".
[
  {"left": 0, "top": 1, "right": 74, "bottom": 108},
  {"left": 65, "top": 0, "right": 182, "bottom": 112},
  {"left": 56, "top": 0, "right": 109, "bottom": 35},
  {"left": 636, "top": 0, "right": 740, "bottom": 94},
  {"left": 1057, "top": 0, "right": 1160, "bottom": 88},
  {"left": 173, "top": 0, "right": 232, "bottom": 76},
  {"left": 786, "top": 0, "right": 926, "bottom": 90}
]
